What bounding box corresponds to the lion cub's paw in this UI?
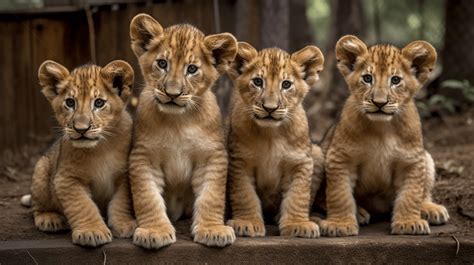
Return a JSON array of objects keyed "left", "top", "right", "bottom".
[
  {"left": 72, "top": 225, "right": 112, "bottom": 247},
  {"left": 226, "top": 219, "right": 266, "bottom": 237},
  {"left": 133, "top": 225, "right": 176, "bottom": 249},
  {"left": 280, "top": 221, "right": 320, "bottom": 238},
  {"left": 34, "top": 212, "right": 68, "bottom": 232},
  {"left": 421, "top": 202, "right": 450, "bottom": 225},
  {"left": 111, "top": 219, "right": 138, "bottom": 238},
  {"left": 391, "top": 219, "right": 430, "bottom": 235},
  {"left": 319, "top": 218, "right": 358, "bottom": 237},
  {"left": 357, "top": 207, "right": 371, "bottom": 225},
  {"left": 193, "top": 225, "right": 235, "bottom": 247}
]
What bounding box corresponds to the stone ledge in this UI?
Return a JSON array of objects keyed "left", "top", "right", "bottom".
[{"left": 1, "top": 223, "right": 473, "bottom": 264}]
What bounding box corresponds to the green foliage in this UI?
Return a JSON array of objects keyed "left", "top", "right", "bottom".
[
  {"left": 306, "top": 0, "right": 444, "bottom": 50},
  {"left": 417, "top": 79, "right": 474, "bottom": 118},
  {"left": 441, "top": 79, "right": 474, "bottom": 102},
  {"left": 306, "top": 0, "right": 331, "bottom": 49},
  {"left": 416, "top": 95, "right": 456, "bottom": 117}
]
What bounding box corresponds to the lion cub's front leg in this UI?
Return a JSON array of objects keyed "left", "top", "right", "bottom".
[
  {"left": 55, "top": 175, "right": 112, "bottom": 247},
  {"left": 420, "top": 152, "right": 450, "bottom": 225},
  {"left": 320, "top": 153, "right": 358, "bottom": 237},
  {"left": 31, "top": 156, "right": 69, "bottom": 232},
  {"left": 391, "top": 155, "right": 430, "bottom": 235},
  {"left": 108, "top": 178, "right": 137, "bottom": 238},
  {"left": 279, "top": 158, "right": 319, "bottom": 238},
  {"left": 130, "top": 157, "right": 175, "bottom": 249},
  {"left": 227, "top": 158, "right": 266, "bottom": 237},
  {"left": 192, "top": 149, "right": 235, "bottom": 247}
]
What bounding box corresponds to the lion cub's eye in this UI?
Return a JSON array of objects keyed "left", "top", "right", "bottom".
[
  {"left": 281, "top": 80, "right": 292, "bottom": 90},
  {"left": 157, "top": 59, "right": 168, "bottom": 69},
  {"left": 391, "top": 76, "right": 401, "bottom": 85},
  {"left": 94, "top": 98, "right": 105, "bottom": 108},
  {"left": 65, "top": 98, "right": 75, "bottom": 109},
  {"left": 187, "top": 64, "right": 198, "bottom": 74},
  {"left": 252, "top": 77, "right": 263, "bottom": 87},
  {"left": 362, "top": 74, "right": 373, "bottom": 84}
]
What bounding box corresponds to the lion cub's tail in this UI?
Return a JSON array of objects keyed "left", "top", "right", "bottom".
[{"left": 20, "top": 194, "right": 32, "bottom": 207}]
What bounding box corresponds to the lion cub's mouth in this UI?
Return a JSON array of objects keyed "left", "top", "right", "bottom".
[
  {"left": 155, "top": 97, "right": 185, "bottom": 108},
  {"left": 368, "top": 110, "right": 394, "bottom": 115},
  {"left": 366, "top": 109, "right": 395, "bottom": 121},
  {"left": 165, "top": 101, "right": 181, "bottom": 107},
  {"left": 70, "top": 136, "right": 100, "bottom": 148},
  {"left": 254, "top": 114, "right": 283, "bottom": 121},
  {"left": 72, "top": 136, "right": 99, "bottom": 141}
]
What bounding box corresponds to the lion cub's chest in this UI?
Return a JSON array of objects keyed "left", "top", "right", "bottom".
[
  {"left": 89, "top": 146, "right": 128, "bottom": 211},
  {"left": 354, "top": 135, "right": 401, "bottom": 196},
  {"left": 247, "top": 138, "right": 304, "bottom": 198},
  {"left": 151, "top": 125, "right": 212, "bottom": 181},
  {"left": 149, "top": 124, "right": 219, "bottom": 221}
]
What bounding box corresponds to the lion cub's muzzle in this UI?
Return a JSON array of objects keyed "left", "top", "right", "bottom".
[
  {"left": 66, "top": 125, "right": 100, "bottom": 148},
  {"left": 154, "top": 87, "right": 189, "bottom": 111},
  {"left": 366, "top": 98, "right": 398, "bottom": 121},
  {"left": 253, "top": 102, "right": 286, "bottom": 127}
]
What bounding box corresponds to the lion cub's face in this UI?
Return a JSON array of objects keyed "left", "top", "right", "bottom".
[
  {"left": 38, "top": 60, "right": 134, "bottom": 148},
  {"left": 336, "top": 35, "right": 436, "bottom": 122},
  {"left": 229, "top": 43, "right": 324, "bottom": 127},
  {"left": 130, "top": 14, "right": 237, "bottom": 115}
]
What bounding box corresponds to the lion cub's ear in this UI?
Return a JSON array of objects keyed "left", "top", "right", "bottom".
[
  {"left": 402, "top": 41, "right": 437, "bottom": 85},
  {"left": 38, "top": 60, "right": 70, "bottom": 102},
  {"left": 204, "top": 33, "right": 238, "bottom": 74},
  {"left": 101, "top": 60, "right": 134, "bottom": 103},
  {"left": 227, "top": 41, "right": 258, "bottom": 80},
  {"left": 291, "top": 45, "right": 324, "bottom": 88},
  {"left": 130, "top": 13, "right": 164, "bottom": 58},
  {"left": 335, "top": 35, "right": 368, "bottom": 77}
]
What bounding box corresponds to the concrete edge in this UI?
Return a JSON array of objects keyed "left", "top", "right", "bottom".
[{"left": 1, "top": 235, "right": 473, "bottom": 264}]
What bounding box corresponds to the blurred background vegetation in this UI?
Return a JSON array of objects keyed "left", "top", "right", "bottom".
[
  {"left": 0, "top": 0, "right": 473, "bottom": 150},
  {"left": 307, "top": 0, "right": 445, "bottom": 50}
]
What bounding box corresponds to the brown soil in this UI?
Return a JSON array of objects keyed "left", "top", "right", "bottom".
[
  {"left": 423, "top": 109, "right": 474, "bottom": 236},
  {"left": 0, "top": 110, "right": 472, "bottom": 240}
]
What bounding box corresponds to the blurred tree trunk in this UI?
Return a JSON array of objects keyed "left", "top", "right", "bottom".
[
  {"left": 306, "top": 0, "right": 366, "bottom": 139},
  {"left": 289, "top": 0, "right": 315, "bottom": 52},
  {"left": 235, "top": 0, "right": 260, "bottom": 47},
  {"left": 260, "top": 0, "right": 289, "bottom": 50},
  {"left": 215, "top": 0, "right": 259, "bottom": 116},
  {"left": 441, "top": 0, "right": 474, "bottom": 86}
]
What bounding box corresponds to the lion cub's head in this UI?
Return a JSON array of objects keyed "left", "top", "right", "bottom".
[
  {"left": 38, "top": 60, "right": 134, "bottom": 148},
  {"left": 229, "top": 42, "right": 324, "bottom": 127},
  {"left": 130, "top": 14, "right": 237, "bottom": 115},
  {"left": 336, "top": 35, "right": 436, "bottom": 122}
]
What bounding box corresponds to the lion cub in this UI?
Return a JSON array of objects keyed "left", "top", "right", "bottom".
[
  {"left": 128, "top": 14, "right": 237, "bottom": 248},
  {"left": 320, "top": 35, "right": 449, "bottom": 236},
  {"left": 29, "top": 60, "right": 136, "bottom": 246},
  {"left": 226, "top": 42, "right": 325, "bottom": 238}
]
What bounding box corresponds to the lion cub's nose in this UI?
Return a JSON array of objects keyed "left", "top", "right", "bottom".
[
  {"left": 73, "top": 124, "right": 91, "bottom": 135},
  {"left": 263, "top": 104, "right": 278, "bottom": 114},
  {"left": 372, "top": 99, "right": 388, "bottom": 108},
  {"left": 165, "top": 90, "right": 182, "bottom": 99}
]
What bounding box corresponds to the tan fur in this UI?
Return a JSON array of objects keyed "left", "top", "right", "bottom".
[
  {"left": 319, "top": 35, "right": 449, "bottom": 237},
  {"left": 128, "top": 14, "right": 237, "bottom": 248},
  {"left": 31, "top": 60, "right": 136, "bottom": 247},
  {"left": 226, "top": 42, "right": 325, "bottom": 238}
]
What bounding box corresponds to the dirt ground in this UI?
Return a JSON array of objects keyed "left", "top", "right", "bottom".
[
  {"left": 0, "top": 109, "right": 472, "bottom": 240},
  {"left": 423, "top": 109, "right": 474, "bottom": 236}
]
